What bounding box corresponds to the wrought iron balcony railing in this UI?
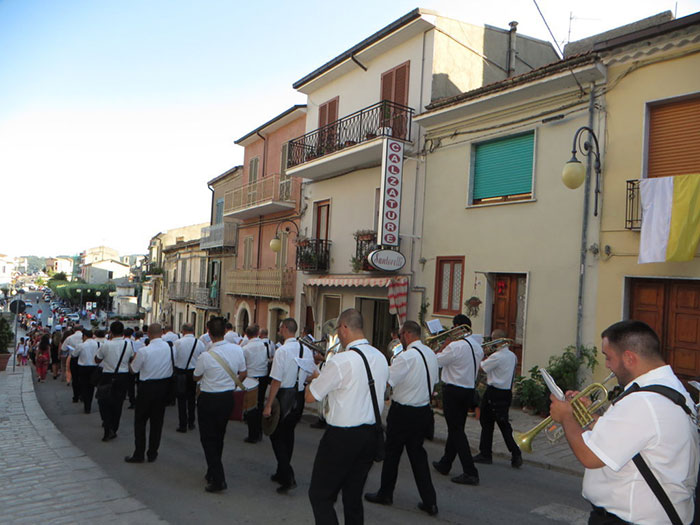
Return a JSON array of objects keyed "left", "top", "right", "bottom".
[
  {"left": 354, "top": 232, "right": 379, "bottom": 272},
  {"left": 296, "top": 239, "right": 331, "bottom": 273},
  {"left": 195, "top": 282, "right": 220, "bottom": 309},
  {"left": 287, "top": 100, "right": 414, "bottom": 169},
  {"left": 226, "top": 268, "right": 295, "bottom": 300},
  {"left": 625, "top": 180, "right": 642, "bottom": 230},
  {"left": 224, "top": 173, "right": 299, "bottom": 217},
  {"left": 200, "top": 223, "right": 237, "bottom": 250},
  {"left": 168, "top": 282, "right": 194, "bottom": 301}
]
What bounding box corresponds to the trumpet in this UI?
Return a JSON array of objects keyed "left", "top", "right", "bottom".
[
  {"left": 513, "top": 372, "right": 615, "bottom": 453},
  {"left": 424, "top": 324, "right": 472, "bottom": 350},
  {"left": 481, "top": 337, "right": 514, "bottom": 356}
]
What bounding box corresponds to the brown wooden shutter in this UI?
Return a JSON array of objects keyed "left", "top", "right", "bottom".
[
  {"left": 648, "top": 97, "right": 700, "bottom": 178},
  {"left": 318, "top": 103, "right": 328, "bottom": 128},
  {"left": 393, "top": 62, "right": 409, "bottom": 107},
  {"left": 327, "top": 98, "right": 338, "bottom": 123},
  {"left": 381, "top": 69, "right": 394, "bottom": 102}
]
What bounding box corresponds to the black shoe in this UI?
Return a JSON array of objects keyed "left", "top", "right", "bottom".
[
  {"left": 84, "top": 409, "right": 91, "bottom": 414},
  {"left": 473, "top": 453, "right": 493, "bottom": 464},
  {"left": 270, "top": 473, "right": 282, "bottom": 484},
  {"left": 176, "top": 427, "right": 187, "bottom": 433},
  {"left": 432, "top": 461, "right": 450, "bottom": 476},
  {"left": 205, "top": 482, "right": 227, "bottom": 493},
  {"left": 310, "top": 419, "right": 327, "bottom": 429},
  {"left": 244, "top": 436, "right": 258, "bottom": 443},
  {"left": 364, "top": 492, "right": 392, "bottom": 505},
  {"left": 72, "top": 398, "right": 79, "bottom": 403},
  {"left": 417, "top": 502, "right": 439, "bottom": 516},
  {"left": 147, "top": 453, "right": 158, "bottom": 463},
  {"left": 188, "top": 423, "right": 196, "bottom": 430},
  {"left": 276, "top": 480, "right": 297, "bottom": 494},
  {"left": 102, "top": 430, "right": 117, "bottom": 442},
  {"left": 511, "top": 455, "right": 523, "bottom": 469},
  {"left": 124, "top": 455, "right": 144, "bottom": 464},
  {"left": 451, "top": 474, "right": 479, "bottom": 485}
]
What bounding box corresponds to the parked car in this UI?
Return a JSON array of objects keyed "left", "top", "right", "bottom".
[
  {"left": 67, "top": 313, "right": 80, "bottom": 322},
  {"left": 24, "top": 301, "right": 33, "bottom": 308}
]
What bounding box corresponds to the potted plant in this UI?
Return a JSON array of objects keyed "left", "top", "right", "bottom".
[
  {"left": 465, "top": 296, "right": 482, "bottom": 317},
  {"left": 0, "top": 315, "right": 14, "bottom": 371},
  {"left": 350, "top": 255, "right": 364, "bottom": 273},
  {"left": 353, "top": 229, "right": 376, "bottom": 242}
]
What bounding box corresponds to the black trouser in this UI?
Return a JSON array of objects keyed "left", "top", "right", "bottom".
[
  {"left": 133, "top": 378, "right": 169, "bottom": 460},
  {"left": 378, "top": 402, "right": 436, "bottom": 506},
  {"left": 79, "top": 365, "right": 98, "bottom": 413},
  {"left": 175, "top": 368, "right": 197, "bottom": 429},
  {"left": 308, "top": 424, "right": 376, "bottom": 525},
  {"left": 588, "top": 506, "right": 629, "bottom": 524},
  {"left": 127, "top": 373, "right": 137, "bottom": 406},
  {"left": 97, "top": 373, "right": 128, "bottom": 433},
  {"left": 70, "top": 357, "right": 81, "bottom": 401},
  {"left": 438, "top": 383, "right": 478, "bottom": 477},
  {"left": 198, "top": 390, "right": 235, "bottom": 486},
  {"left": 246, "top": 375, "right": 269, "bottom": 440},
  {"left": 479, "top": 385, "right": 521, "bottom": 458},
  {"left": 270, "top": 391, "right": 304, "bottom": 485}
]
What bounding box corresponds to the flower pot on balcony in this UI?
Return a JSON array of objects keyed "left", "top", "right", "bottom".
[
  {"left": 0, "top": 353, "right": 11, "bottom": 372},
  {"left": 344, "top": 140, "right": 357, "bottom": 148},
  {"left": 366, "top": 132, "right": 377, "bottom": 140}
]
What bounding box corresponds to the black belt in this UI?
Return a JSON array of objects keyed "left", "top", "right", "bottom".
[{"left": 590, "top": 505, "right": 629, "bottom": 524}]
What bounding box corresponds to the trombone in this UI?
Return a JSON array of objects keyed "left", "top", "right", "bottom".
[
  {"left": 424, "top": 324, "right": 472, "bottom": 351},
  {"left": 513, "top": 372, "right": 616, "bottom": 453},
  {"left": 481, "top": 337, "right": 514, "bottom": 356}
]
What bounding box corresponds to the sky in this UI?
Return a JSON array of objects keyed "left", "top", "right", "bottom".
[{"left": 2, "top": 0, "right": 699, "bottom": 259}]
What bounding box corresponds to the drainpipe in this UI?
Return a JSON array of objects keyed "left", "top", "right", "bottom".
[
  {"left": 207, "top": 183, "right": 215, "bottom": 224},
  {"left": 507, "top": 21, "right": 518, "bottom": 77},
  {"left": 575, "top": 84, "right": 596, "bottom": 353}
]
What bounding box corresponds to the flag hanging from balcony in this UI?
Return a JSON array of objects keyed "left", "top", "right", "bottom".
[
  {"left": 638, "top": 173, "right": 700, "bottom": 264},
  {"left": 388, "top": 278, "right": 408, "bottom": 325}
]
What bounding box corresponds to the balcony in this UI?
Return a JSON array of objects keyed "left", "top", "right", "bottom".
[
  {"left": 195, "top": 282, "right": 220, "bottom": 309},
  {"left": 226, "top": 268, "right": 295, "bottom": 300},
  {"left": 224, "top": 173, "right": 299, "bottom": 220},
  {"left": 353, "top": 232, "right": 379, "bottom": 272},
  {"left": 286, "top": 100, "right": 414, "bottom": 181},
  {"left": 625, "top": 180, "right": 642, "bottom": 230},
  {"left": 168, "top": 282, "right": 193, "bottom": 302},
  {"left": 200, "top": 223, "right": 237, "bottom": 250},
  {"left": 296, "top": 239, "right": 331, "bottom": 273}
]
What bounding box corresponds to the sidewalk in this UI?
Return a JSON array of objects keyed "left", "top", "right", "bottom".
[{"left": 0, "top": 360, "right": 165, "bottom": 524}]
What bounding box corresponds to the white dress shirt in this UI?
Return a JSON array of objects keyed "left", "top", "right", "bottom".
[
  {"left": 173, "top": 334, "right": 206, "bottom": 370},
  {"left": 72, "top": 339, "right": 100, "bottom": 366},
  {"left": 224, "top": 330, "right": 242, "bottom": 345},
  {"left": 133, "top": 338, "right": 145, "bottom": 353},
  {"left": 261, "top": 338, "right": 276, "bottom": 361},
  {"left": 130, "top": 338, "right": 173, "bottom": 380},
  {"left": 480, "top": 346, "right": 517, "bottom": 389},
  {"left": 309, "top": 338, "right": 389, "bottom": 427},
  {"left": 63, "top": 330, "right": 83, "bottom": 355},
  {"left": 194, "top": 341, "right": 246, "bottom": 393},
  {"left": 582, "top": 365, "right": 699, "bottom": 524},
  {"left": 240, "top": 335, "right": 249, "bottom": 348},
  {"left": 243, "top": 338, "right": 269, "bottom": 378},
  {"left": 95, "top": 337, "right": 134, "bottom": 373},
  {"left": 389, "top": 341, "right": 439, "bottom": 407},
  {"left": 162, "top": 331, "right": 179, "bottom": 343},
  {"left": 436, "top": 335, "right": 484, "bottom": 388},
  {"left": 270, "top": 338, "right": 312, "bottom": 390}
]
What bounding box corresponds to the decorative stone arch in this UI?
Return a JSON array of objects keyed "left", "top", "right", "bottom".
[
  {"left": 267, "top": 301, "right": 291, "bottom": 340},
  {"left": 235, "top": 301, "right": 252, "bottom": 334}
]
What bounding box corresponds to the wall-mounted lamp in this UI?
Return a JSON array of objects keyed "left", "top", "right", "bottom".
[
  {"left": 562, "top": 126, "right": 602, "bottom": 216},
  {"left": 270, "top": 220, "right": 300, "bottom": 253}
]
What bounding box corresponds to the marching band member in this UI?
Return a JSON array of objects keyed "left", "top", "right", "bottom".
[
  {"left": 242, "top": 324, "right": 268, "bottom": 443},
  {"left": 365, "top": 320, "right": 439, "bottom": 516},
  {"left": 173, "top": 323, "right": 206, "bottom": 432},
  {"left": 432, "top": 314, "right": 483, "bottom": 486},
  {"left": 550, "top": 320, "right": 698, "bottom": 525},
  {"left": 306, "top": 308, "right": 389, "bottom": 524},
  {"left": 224, "top": 322, "right": 243, "bottom": 345},
  {"left": 473, "top": 329, "right": 522, "bottom": 468}
]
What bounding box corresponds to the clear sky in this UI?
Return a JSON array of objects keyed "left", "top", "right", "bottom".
[{"left": 2, "top": 0, "right": 698, "bottom": 258}]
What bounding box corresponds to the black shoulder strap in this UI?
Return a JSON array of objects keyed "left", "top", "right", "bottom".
[
  {"left": 185, "top": 339, "right": 198, "bottom": 370},
  {"left": 167, "top": 340, "right": 175, "bottom": 369},
  {"left": 294, "top": 342, "right": 303, "bottom": 391},
  {"left": 465, "top": 339, "right": 478, "bottom": 386},
  {"left": 414, "top": 346, "right": 433, "bottom": 403},
  {"left": 115, "top": 341, "right": 128, "bottom": 373},
  {"left": 350, "top": 347, "right": 383, "bottom": 429}
]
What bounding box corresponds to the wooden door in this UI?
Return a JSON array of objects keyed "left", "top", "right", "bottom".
[
  {"left": 491, "top": 274, "right": 523, "bottom": 375},
  {"left": 629, "top": 280, "right": 665, "bottom": 343}
]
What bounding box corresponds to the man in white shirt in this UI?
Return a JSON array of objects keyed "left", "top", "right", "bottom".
[
  {"left": 306, "top": 308, "right": 389, "bottom": 524},
  {"left": 473, "top": 329, "right": 522, "bottom": 468},
  {"left": 199, "top": 330, "right": 212, "bottom": 349},
  {"left": 194, "top": 317, "right": 247, "bottom": 493},
  {"left": 365, "top": 320, "right": 439, "bottom": 516},
  {"left": 242, "top": 324, "right": 268, "bottom": 443},
  {"left": 260, "top": 328, "right": 275, "bottom": 369},
  {"left": 162, "top": 326, "right": 179, "bottom": 344},
  {"left": 263, "top": 318, "right": 312, "bottom": 494},
  {"left": 551, "top": 320, "right": 699, "bottom": 525},
  {"left": 125, "top": 323, "right": 174, "bottom": 464},
  {"left": 65, "top": 325, "right": 84, "bottom": 403},
  {"left": 95, "top": 321, "right": 135, "bottom": 442},
  {"left": 432, "top": 314, "right": 483, "bottom": 486},
  {"left": 174, "top": 323, "right": 206, "bottom": 433},
  {"left": 72, "top": 329, "right": 100, "bottom": 414},
  {"left": 224, "top": 322, "right": 242, "bottom": 345}
]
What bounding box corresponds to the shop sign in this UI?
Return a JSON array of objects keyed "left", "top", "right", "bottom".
[
  {"left": 367, "top": 249, "right": 406, "bottom": 272},
  {"left": 377, "top": 138, "right": 404, "bottom": 246}
]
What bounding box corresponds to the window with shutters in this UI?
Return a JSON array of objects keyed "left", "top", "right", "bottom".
[
  {"left": 276, "top": 231, "right": 288, "bottom": 269},
  {"left": 279, "top": 143, "right": 291, "bottom": 200},
  {"left": 471, "top": 131, "right": 535, "bottom": 205},
  {"left": 314, "top": 200, "right": 330, "bottom": 241},
  {"left": 434, "top": 256, "right": 465, "bottom": 316},
  {"left": 380, "top": 61, "right": 410, "bottom": 139},
  {"left": 243, "top": 236, "right": 254, "bottom": 270},
  {"left": 214, "top": 198, "right": 224, "bottom": 224},
  {"left": 319, "top": 97, "right": 339, "bottom": 152},
  {"left": 248, "top": 157, "right": 260, "bottom": 203},
  {"left": 646, "top": 95, "right": 700, "bottom": 178}
]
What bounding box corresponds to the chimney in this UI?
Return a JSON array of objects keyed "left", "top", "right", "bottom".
[{"left": 507, "top": 21, "right": 518, "bottom": 77}]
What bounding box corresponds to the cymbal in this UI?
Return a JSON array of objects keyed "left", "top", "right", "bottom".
[{"left": 262, "top": 398, "right": 280, "bottom": 436}]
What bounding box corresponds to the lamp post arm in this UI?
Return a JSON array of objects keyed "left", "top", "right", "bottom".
[{"left": 572, "top": 126, "right": 602, "bottom": 217}]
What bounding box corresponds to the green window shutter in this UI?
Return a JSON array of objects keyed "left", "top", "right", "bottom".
[{"left": 473, "top": 132, "right": 534, "bottom": 201}]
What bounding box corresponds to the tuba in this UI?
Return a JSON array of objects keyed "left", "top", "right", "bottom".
[{"left": 424, "top": 324, "right": 472, "bottom": 351}]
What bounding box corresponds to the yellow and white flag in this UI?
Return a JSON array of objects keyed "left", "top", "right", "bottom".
[{"left": 638, "top": 173, "right": 700, "bottom": 264}]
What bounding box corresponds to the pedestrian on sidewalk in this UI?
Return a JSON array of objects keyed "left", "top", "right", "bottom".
[
  {"left": 60, "top": 328, "right": 73, "bottom": 381},
  {"left": 35, "top": 335, "right": 51, "bottom": 381},
  {"left": 16, "top": 338, "right": 28, "bottom": 366},
  {"left": 473, "top": 329, "right": 522, "bottom": 469},
  {"left": 125, "top": 323, "right": 173, "bottom": 463},
  {"left": 50, "top": 330, "right": 61, "bottom": 379}
]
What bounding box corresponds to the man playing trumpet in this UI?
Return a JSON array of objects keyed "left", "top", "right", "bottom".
[{"left": 550, "top": 320, "right": 698, "bottom": 524}]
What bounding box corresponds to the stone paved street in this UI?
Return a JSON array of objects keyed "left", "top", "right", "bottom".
[{"left": 0, "top": 362, "right": 165, "bottom": 524}]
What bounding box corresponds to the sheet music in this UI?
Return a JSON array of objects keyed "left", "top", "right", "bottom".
[
  {"left": 539, "top": 368, "right": 565, "bottom": 401},
  {"left": 426, "top": 319, "right": 444, "bottom": 335}
]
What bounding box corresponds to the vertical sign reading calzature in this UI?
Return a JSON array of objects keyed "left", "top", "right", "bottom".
[{"left": 378, "top": 138, "right": 404, "bottom": 246}]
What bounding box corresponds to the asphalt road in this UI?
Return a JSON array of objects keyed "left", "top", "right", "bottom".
[{"left": 34, "top": 368, "right": 591, "bottom": 524}]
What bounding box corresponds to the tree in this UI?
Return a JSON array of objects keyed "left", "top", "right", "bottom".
[
  {"left": 35, "top": 277, "right": 45, "bottom": 286},
  {"left": 51, "top": 272, "right": 68, "bottom": 282}
]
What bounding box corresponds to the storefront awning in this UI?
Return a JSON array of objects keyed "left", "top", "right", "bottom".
[{"left": 304, "top": 275, "right": 408, "bottom": 288}]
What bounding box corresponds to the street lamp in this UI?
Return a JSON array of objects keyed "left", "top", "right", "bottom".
[
  {"left": 562, "top": 126, "right": 602, "bottom": 216},
  {"left": 270, "top": 220, "right": 300, "bottom": 253},
  {"left": 76, "top": 288, "right": 83, "bottom": 309}
]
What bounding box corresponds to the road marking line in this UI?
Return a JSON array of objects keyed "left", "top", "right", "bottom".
[{"left": 531, "top": 503, "right": 588, "bottom": 525}]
